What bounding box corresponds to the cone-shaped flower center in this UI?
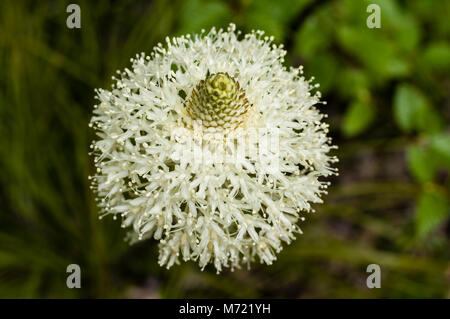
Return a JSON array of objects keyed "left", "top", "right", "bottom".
[{"left": 185, "top": 72, "right": 251, "bottom": 132}]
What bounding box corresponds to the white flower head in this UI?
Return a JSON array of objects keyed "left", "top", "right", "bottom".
[{"left": 90, "top": 24, "right": 338, "bottom": 273}]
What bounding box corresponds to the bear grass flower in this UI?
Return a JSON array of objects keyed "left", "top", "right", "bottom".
[{"left": 89, "top": 24, "right": 338, "bottom": 273}]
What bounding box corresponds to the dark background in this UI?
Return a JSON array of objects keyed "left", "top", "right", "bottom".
[{"left": 0, "top": 0, "right": 449, "bottom": 298}]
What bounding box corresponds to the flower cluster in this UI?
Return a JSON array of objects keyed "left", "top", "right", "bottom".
[{"left": 90, "top": 24, "right": 337, "bottom": 273}]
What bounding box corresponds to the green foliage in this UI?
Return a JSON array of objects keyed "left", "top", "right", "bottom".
[
  {"left": 0, "top": 0, "right": 448, "bottom": 298},
  {"left": 240, "top": 0, "right": 312, "bottom": 42},
  {"left": 177, "top": 0, "right": 232, "bottom": 36},
  {"left": 421, "top": 42, "right": 450, "bottom": 73},
  {"left": 393, "top": 84, "right": 430, "bottom": 132},
  {"left": 415, "top": 189, "right": 449, "bottom": 238},
  {"left": 428, "top": 133, "right": 450, "bottom": 166},
  {"left": 342, "top": 100, "right": 375, "bottom": 137},
  {"left": 406, "top": 145, "right": 437, "bottom": 183}
]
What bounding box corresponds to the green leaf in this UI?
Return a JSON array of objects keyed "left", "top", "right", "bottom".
[
  {"left": 177, "top": 0, "right": 231, "bottom": 35},
  {"left": 337, "top": 68, "right": 369, "bottom": 99},
  {"left": 428, "top": 133, "right": 450, "bottom": 165},
  {"left": 422, "top": 42, "right": 450, "bottom": 72},
  {"left": 294, "top": 15, "right": 330, "bottom": 59},
  {"left": 393, "top": 84, "right": 429, "bottom": 132},
  {"left": 406, "top": 145, "right": 437, "bottom": 183},
  {"left": 342, "top": 100, "right": 375, "bottom": 137},
  {"left": 416, "top": 106, "right": 443, "bottom": 134},
  {"left": 307, "top": 53, "right": 338, "bottom": 93},
  {"left": 364, "top": 0, "right": 421, "bottom": 51},
  {"left": 336, "top": 26, "right": 410, "bottom": 80},
  {"left": 415, "top": 190, "right": 449, "bottom": 238},
  {"left": 244, "top": 0, "right": 311, "bottom": 42},
  {"left": 243, "top": 11, "right": 285, "bottom": 41}
]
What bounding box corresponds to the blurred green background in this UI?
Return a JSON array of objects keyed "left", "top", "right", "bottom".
[{"left": 0, "top": 0, "right": 449, "bottom": 298}]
